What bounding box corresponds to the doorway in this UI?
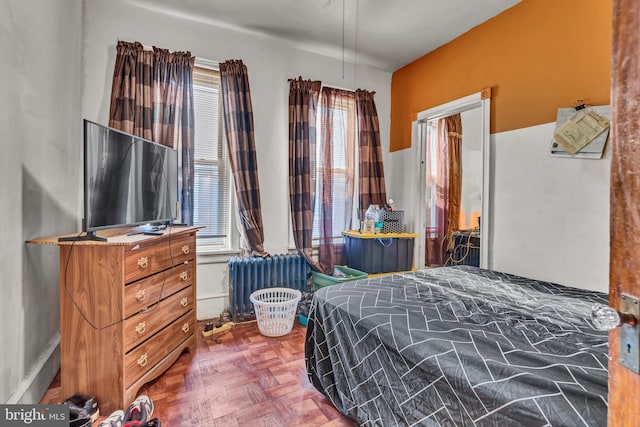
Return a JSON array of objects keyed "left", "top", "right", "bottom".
[{"left": 412, "top": 91, "right": 491, "bottom": 269}]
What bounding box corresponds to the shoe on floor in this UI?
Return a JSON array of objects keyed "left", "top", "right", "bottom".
[
  {"left": 98, "top": 409, "right": 125, "bottom": 427},
  {"left": 122, "top": 418, "right": 162, "bottom": 427},
  {"left": 123, "top": 395, "right": 154, "bottom": 425},
  {"left": 63, "top": 393, "right": 99, "bottom": 422}
]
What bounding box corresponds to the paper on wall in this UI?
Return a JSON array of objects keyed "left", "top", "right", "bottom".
[{"left": 553, "top": 108, "right": 610, "bottom": 155}]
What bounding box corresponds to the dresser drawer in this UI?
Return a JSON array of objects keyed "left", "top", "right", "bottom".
[
  {"left": 123, "top": 286, "right": 194, "bottom": 351},
  {"left": 124, "top": 234, "right": 195, "bottom": 283},
  {"left": 124, "top": 261, "right": 194, "bottom": 318},
  {"left": 124, "top": 311, "right": 194, "bottom": 389}
]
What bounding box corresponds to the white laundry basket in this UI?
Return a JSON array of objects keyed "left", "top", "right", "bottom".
[{"left": 250, "top": 287, "right": 302, "bottom": 337}]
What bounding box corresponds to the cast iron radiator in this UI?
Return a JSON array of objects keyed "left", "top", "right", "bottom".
[{"left": 228, "top": 253, "right": 309, "bottom": 319}]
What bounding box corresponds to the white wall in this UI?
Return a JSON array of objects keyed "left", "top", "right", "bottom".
[
  {"left": 82, "top": 0, "right": 392, "bottom": 319},
  {"left": 386, "top": 137, "right": 419, "bottom": 234},
  {"left": 0, "top": 0, "right": 83, "bottom": 403},
  {"left": 388, "top": 120, "right": 610, "bottom": 294},
  {"left": 491, "top": 123, "right": 610, "bottom": 293}
]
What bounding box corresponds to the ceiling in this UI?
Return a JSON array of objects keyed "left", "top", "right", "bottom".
[{"left": 126, "top": 0, "right": 521, "bottom": 72}]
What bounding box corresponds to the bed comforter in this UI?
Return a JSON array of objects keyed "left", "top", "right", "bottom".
[{"left": 305, "top": 266, "right": 609, "bottom": 426}]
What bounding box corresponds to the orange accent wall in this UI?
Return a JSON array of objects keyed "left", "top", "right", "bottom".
[{"left": 390, "top": 0, "right": 612, "bottom": 152}]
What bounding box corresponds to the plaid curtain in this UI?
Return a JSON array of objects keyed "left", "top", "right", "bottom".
[
  {"left": 288, "top": 77, "right": 323, "bottom": 270},
  {"left": 108, "top": 41, "right": 154, "bottom": 139},
  {"left": 316, "top": 87, "right": 356, "bottom": 274},
  {"left": 108, "top": 40, "right": 195, "bottom": 224},
  {"left": 425, "top": 118, "right": 449, "bottom": 266},
  {"left": 355, "top": 89, "right": 387, "bottom": 220},
  {"left": 424, "top": 114, "right": 462, "bottom": 266},
  {"left": 445, "top": 114, "right": 463, "bottom": 252},
  {"left": 219, "top": 59, "right": 268, "bottom": 257}
]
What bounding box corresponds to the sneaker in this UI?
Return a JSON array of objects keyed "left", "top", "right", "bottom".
[
  {"left": 122, "top": 419, "right": 162, "bottom": 427},
  {"left": 63, "top": 394, "right": 99, "bottom": 423},
  {"left": 98, "top": 409, "right": 125, "bottom": 427},
  {"left": 123, "top": 395, "right": 154, "bottom": 425}
]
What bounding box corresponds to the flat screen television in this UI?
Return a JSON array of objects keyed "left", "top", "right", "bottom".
[{"left": 61, "top": 120, "right": 178, "bottom": 242}]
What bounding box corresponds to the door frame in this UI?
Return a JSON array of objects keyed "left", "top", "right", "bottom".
[
  {"left": 608, "top": 0, "right": 640, "bottom": 423},
  {"left": 412, "top": 90, "right": 491, "bottom": 269}
]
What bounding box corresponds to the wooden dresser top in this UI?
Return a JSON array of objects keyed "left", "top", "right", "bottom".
[{"left": 27, "top": 226, "right": 200, "bottom": 246}]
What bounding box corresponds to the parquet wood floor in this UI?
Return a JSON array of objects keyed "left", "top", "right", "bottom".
[{"left": 41, "top": 321, "right": 356, "bottom": 427}]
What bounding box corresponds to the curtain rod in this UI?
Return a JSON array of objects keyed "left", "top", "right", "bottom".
[
  {"left": 117, "top": 37, "right": 219, "bottom": 70},
  {"left": 324, "top": 83, "right": 356, "bottom": 92},
  {"left": 324, "top": 84, "right": 375, "bottom": 96},
  {"left": 288, "top": 78, "right": 356, "bottom": 93}
]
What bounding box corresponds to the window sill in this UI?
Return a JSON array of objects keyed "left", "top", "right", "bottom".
[{"left": 196, "top": 247, "right": 242, "bottom": 264}]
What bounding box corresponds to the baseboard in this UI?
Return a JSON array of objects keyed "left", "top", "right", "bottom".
[
  {"left": 196, "top": 292, "right": 228, "bottom": 320},
  {"left": 7, "top": 333, "right": 60, "bottom": 404}
]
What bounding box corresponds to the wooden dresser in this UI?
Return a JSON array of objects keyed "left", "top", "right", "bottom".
[{"left": 28, "top": 227, "right": 198, "bottom": 413}]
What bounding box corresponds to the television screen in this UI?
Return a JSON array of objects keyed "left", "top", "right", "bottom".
[{"left": 83, "top": 120, "right": 178, "bottom": 232}]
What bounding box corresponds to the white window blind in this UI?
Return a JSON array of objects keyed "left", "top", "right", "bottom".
[{"left": 192, "top": 66, "right": 230, "bottom": 247}]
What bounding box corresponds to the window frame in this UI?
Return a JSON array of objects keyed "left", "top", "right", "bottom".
[{"left": 191, "top": 59, "right": 238, "bottom": 255}]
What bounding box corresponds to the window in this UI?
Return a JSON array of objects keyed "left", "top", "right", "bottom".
[
  {"left": 312, "top": 88, "right": 358, "bottom": 244},
  {"left": 192, "top": 65, "right": 231, "bottom": 249}
]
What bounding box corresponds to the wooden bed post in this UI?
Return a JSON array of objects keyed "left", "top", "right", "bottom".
[{"left": 609, "top": 0, "right": 640, "bottom": 424}]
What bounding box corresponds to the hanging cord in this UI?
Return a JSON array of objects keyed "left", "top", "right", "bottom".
[
  {"left": 62, "top": 142, "right": 179, "bottom": 330},
  {"left": 62, "top": 229, "right": 177, "bottom": 330},
  {"left": 446, "top": 226, "right": 480, "bottom": 265},
  {"left": 341, "top": 0, "right": 345, "bottom": 79},
  {"left": 376, "top": 238, "right": 393, "bottom": 247},
  {"left": 353, "top": 0, "right": 359, "bottom": 87},
  {"left": 447, "top": 232, "right": 472, "bottom": 264},
  {"left": 210, "top": 322, "right": 236, "bottom": 344}
]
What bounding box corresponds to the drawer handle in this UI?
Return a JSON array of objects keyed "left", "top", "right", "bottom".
[
  {"left": 137, "top": 257, "right": 148, "bottom": 269},
  {"left": 135, "top": 321, "right": 146, "bottom": 335},
  {"left": 180, "top": 297, "right": 189, "bottom": 307},
  {"left": 135, "top": 289, "right": 146, "bottom": 302},
  {"left": 182, "top": 245, "right": 190, "bottom": 254},
  {"left": 180, "top": 271, "right": 188, "bottom": 281},
  {"left": 137, "top": 353, "right": 148, "bottom": 367},
  {"left": 182, "top": 323, "right": 190, "bottom": 333}
]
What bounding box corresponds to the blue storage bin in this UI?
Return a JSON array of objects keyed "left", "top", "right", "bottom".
[
  {"left": 311, "top": 265, "right": 368, "bottom": 290},
  {"left": 299, "top": 314, "right": 308, "bottom": 326},
  {"left": 342, "top": 230, "right": 416, "bottom": 274}
]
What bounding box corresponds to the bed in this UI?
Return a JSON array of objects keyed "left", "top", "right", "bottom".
[{"left": 305, "top": 266, "right": 609, "bottom": 426}]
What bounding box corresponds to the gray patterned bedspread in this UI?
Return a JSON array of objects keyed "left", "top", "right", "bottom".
[{"left": 305, "top": 266, "right": 609, "bottom": 426}]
